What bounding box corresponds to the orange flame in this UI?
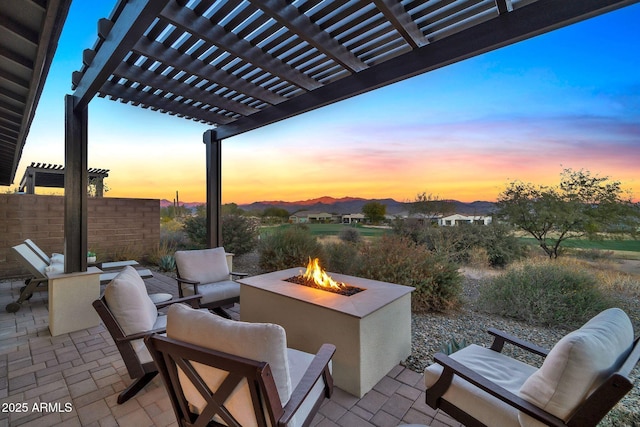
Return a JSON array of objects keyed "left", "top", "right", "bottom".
[{"left": 303, "top": 258, "right": 343, "bottom": 290}]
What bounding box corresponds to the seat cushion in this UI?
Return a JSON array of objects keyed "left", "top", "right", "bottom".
[
  {"left": 519, "top": 308, "right": 634, "bottom": 426},
  {"left": 286, "top": 348, "right": 331, "bottom": 427},
  {"left": 104, "top": 266, "right": 158, "bottom": 358},
  {"left": 175, "top": 247, "right": 230, "bottom": 284},
  {"left": 180, "top": 280, "right": 240, "bottom": 305},
  {"left": 424, "top": 344, "right": 536, "bottom": 427},
  {"left": 136, "top": 314, "right": 167, "bottom": 364},
  {"left": 167, "top": 303, "right": 291, "bottom": 425}
]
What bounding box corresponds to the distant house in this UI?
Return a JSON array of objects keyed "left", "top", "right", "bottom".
[
  {"left": 289, "top": 211, "right": 333, "bottom": 223},
  {"left": 438, "top": 214, "right": 492, "bottom": 226},
  {"left": 342, "top": 213, "right": 365, "bottom": 224}
]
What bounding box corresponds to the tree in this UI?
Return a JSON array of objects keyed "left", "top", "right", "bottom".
[
  {"left": 409, "top": 192, "right": 455, "bottom": 220},
  {"left": 362, "top": 201, "right": 386, "bottom": 224},
  {"left": 497, "top": 168, "right": 638, "bottom": 258},
  {"left": 262, "top": 207, "right": 290, "bottom": 223}
]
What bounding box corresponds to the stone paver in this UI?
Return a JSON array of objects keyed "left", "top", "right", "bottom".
[{"left": 0, "top": 274, "right": 462, "bottom": 427}]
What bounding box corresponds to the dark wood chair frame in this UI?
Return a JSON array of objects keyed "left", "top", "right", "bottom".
[
  {"left": 145, "top": 333, "right": 335, "bottom": 427},
  {"left": 426, "top": 327, "right": 640, "bottom": 427},
  {"left": 175, "top": 264, "right": 247, "bottom": 318},
  {"left": 92, "top": 294, "right": 201, "bottom": 404}
]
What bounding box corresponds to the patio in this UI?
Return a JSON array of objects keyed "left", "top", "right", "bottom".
[{"left": 0, "top": 271, "right": 462, "bottom": 427}]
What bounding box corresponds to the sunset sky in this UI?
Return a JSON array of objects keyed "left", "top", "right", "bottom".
[{"left": 6, "top": 1, "right": 640, "bottom": 205}]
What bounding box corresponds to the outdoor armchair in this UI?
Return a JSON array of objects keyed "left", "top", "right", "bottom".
[
  {"left": 174, "top": 247, "right": 246, "bottom": 318},
  {"left": 145, "top": 303, "right": 335, "bottom": 427},
  {"left": 6, "top": 243, "right": 63, "bottom": 313},
  {"left": 92, "top": 266, "right": 201, "bottom": 403},
  {"left": 424, "top": 307, "right": 640, "bottom": 427}
]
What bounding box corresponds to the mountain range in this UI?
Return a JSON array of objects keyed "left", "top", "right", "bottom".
[{"left": 161, "top": 196, "right": 496, "bottom": 215}]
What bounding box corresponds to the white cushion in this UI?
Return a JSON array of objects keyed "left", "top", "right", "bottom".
[
  {"left": 104, "top": 266, "right": 158, "bottom": 360},
  {"left": 519, "top": 308, "right": 634, "bottom": 425},
  {"left": 175, "top": 247, "right": 230, "bottom": 284},
  {"left": 168, "top": 304, "right": 291, "bottom": 426},
  {"left": 287, "top": 348, "right": 331, "bottom": 427},
  {"left": 180, "top": 280, "right": 240, "bottom": 305},
  {"left": 424, "top": 344, "right": 536, "bottom": 427}
]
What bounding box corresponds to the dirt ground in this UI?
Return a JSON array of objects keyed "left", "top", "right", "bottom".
[{"left": 613, "top": 259, "right": 640, "bottom": 275}]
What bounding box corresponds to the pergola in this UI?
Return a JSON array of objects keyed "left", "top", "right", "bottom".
[
  {"left": 62, "top": 0, "right": 637, "bottom": 273},
  {"left": 18, "top": 162, "right": 109, "bottom": 196},
  {"left": 0, "top": 0, "right": 72, "bottom": 186}
]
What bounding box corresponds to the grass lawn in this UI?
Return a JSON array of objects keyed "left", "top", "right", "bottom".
[
  {"left": 260, "top": 223, "right": 389, "bottom": 238},
  {"left": 519, "top": 237, "right": 640, "bottom": 253}
]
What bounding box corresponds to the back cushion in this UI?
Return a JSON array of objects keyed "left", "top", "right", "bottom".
[
  {"left": 519, "top": 308, "right": 634, "bottom": 424},
  {"left": 167, "top": 303, "right": 291, "bottom": 423},
  {"left": 175, "top": 247, "right": 229, "bottom": 284},
  {"left": 104, "top": 266, "right": 157, "bottom": 335}
]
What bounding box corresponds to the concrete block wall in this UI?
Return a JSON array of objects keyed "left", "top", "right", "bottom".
[{"left": 0, "top": 194, "right": 160, "bottom": 279}]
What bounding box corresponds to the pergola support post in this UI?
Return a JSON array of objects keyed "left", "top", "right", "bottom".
[
  {"left": 203, "top": 129, "right": 222, "bottom": 248},
  {"left": 64, "top": 94, "right": 88, "bottom": 273}
]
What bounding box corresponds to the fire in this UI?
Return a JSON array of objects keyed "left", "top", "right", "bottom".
[{"left": 303, "top": 258, "right": 343, "bottom": 290}]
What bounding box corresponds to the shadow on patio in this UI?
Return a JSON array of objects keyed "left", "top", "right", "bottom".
[{"left": 0, "top": 272, "right": 461, "bottom": 427}]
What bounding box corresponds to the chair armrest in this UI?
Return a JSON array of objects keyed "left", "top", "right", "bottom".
[
  {"left": 176, "top": 277, "right": 199, "bottom": 286},
  {"left": 155, "top": 294, "right": 202, "bottom": 309},
  {"left": 116, "top": 327, "right": 166, "bottom": 342},
  {"left": 487, "top": 328, "right": 549, "bottom": 357},
  {"left": 429, "top": 352, "right": 565, "bottom": 427},
  {"left": 280, "top": 344, "right": 336, "bottom": 426},
  {"left": 230, "top": 271, "right": 248, "bottom": 279}
]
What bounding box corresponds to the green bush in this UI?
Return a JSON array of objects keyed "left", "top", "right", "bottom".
[
  {"left": 258, "top": 225, "right": 324, "bottom": 272},
  {"left": 322, "top": 241, "right": 360, "bottom": 276},
  {"left": 183, "top": 214, "right": 259, "bottom": 254},
  {"left": 357, "top": 235, "right": 462, "bottom": 312},
  {"left": 478, "top": 260, "right": 613, "bottom": 328},
  {"left": 182, "top": 215, "right": 207, "bottom": 247},
  {"left": 222, "top": 214, "right": 259, "bottom": 256}
]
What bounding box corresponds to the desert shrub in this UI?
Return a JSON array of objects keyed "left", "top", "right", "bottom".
[
  {"left": 439, "top": 337, "right": 468, "bottom": 355},
  {"left": 182, "top": 214, "right": 259, "bottom": 254},
  {"left": 322, "top": 241, "right": 360, "bottom": 275},
  {"left": 112, "top": 244, "right": 143, "bottom": 262},
  {"left": 475, "top": 223, "right": 526, "bottom": 267},
  {"left": 160, "top": 219, "right": 189, "bottom": 249},
  {"left": 146, "top": 240, "right": 176, "bottom": 265},
  {"left": 222, "top": 214, "right": 259, "bottom": 256},
  {"left": 158, "top": 254, "right": 176, "bottom": 272},
  {"left": 338, "top": 227, "right": 361, "bottom": 244},
  {"left": 357, "top": 235, "right": 462, "bottom": 312},
  {"left": 394, "top": 221, "right": 524, "bottom": 268},
  {"left": 182, "top": 215, "right": 207, "bottom": 248},
  {"left": 258, "top": 225, "right": 324, "bottom": 272},
  {"left": 478, "top": 259, "right": 613, "bottom": 328}
]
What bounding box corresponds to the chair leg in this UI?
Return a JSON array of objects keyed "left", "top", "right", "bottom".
[
  {"left": 117, "top": 372, "right": 158, "bottom": 404},
  {"left": 212, "top": 307, "right": 232, "bottom": 319}
]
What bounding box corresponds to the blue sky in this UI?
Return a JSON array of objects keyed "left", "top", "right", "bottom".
[{"left": 8, "top": 1, "right": 640, "bottom": 203}]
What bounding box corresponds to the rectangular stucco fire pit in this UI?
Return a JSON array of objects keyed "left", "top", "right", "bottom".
[{"left": 239, "top": 268, "right": 414, "bottom": 397}]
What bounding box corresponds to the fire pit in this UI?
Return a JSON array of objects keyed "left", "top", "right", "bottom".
[
  {"left": 238, "top": 264, "right": 414, "bottom": 397},
  {"left": 285, "top": 258, "right": 365, "bottom": 296}
]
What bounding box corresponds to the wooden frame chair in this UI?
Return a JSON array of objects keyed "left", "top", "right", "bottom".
[
  {"left": 92, "top": 266, "right": 200, "bottom": 403},
  {"left": 424, "top": 308, "right": 640, "bottom": 427},
  {"left": 174, "top": 247, "right": 247, "bottom": 318},
  {"left": 7, "top": 243, "right": 54, "bottom": 312},
  {"left": 145, "top": 304, "right": 335, "bottom": 427}
]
